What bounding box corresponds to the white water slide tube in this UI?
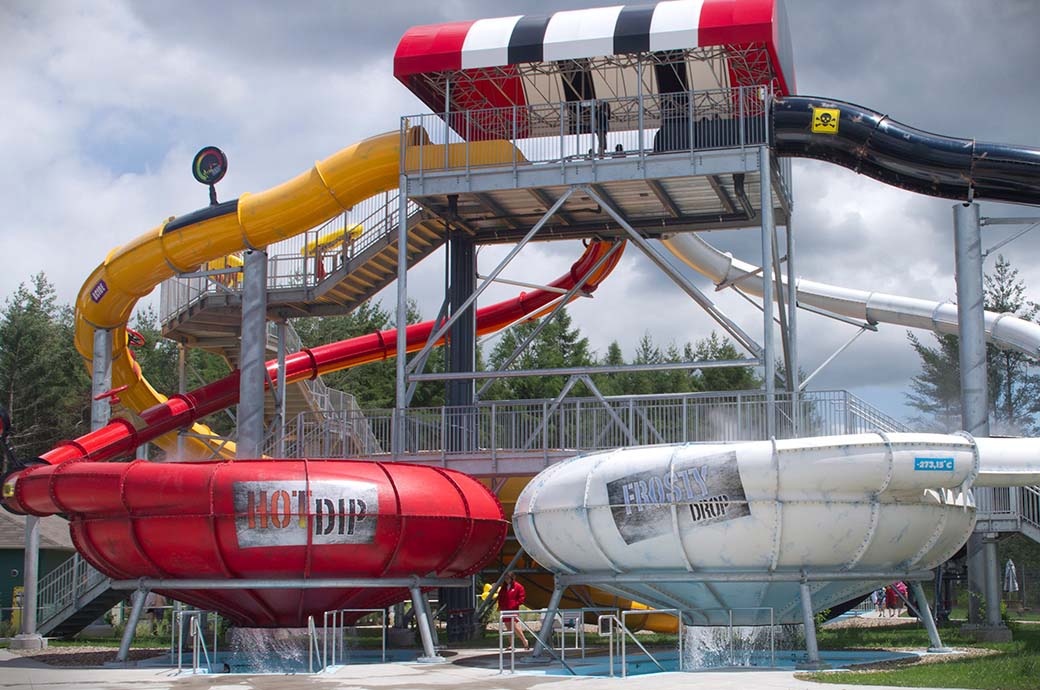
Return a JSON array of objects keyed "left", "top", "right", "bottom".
[
  {"left": 660, "top": 231, "right": 1040, "bottom": 358},
  {"left": 514, "top": 432, "right": 1040, "bottom": 625},
  {"left": 512, "top": 234, "right": 1040, "bottom": 624}
]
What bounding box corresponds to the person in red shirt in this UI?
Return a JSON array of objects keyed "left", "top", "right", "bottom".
[{"left": 497, "top": 573, "right": 529, "bottom": 650}]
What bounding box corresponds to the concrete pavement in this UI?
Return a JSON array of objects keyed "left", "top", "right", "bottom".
[{"left": 0, "top": 647, "right": 962, "bottom": 690}]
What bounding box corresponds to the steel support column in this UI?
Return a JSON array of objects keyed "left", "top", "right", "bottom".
[
  {"left": 785, "top": 220, "right": 800, "bottom": 434},
  {"left": 275, "top": 319, "right": 288, "bottom": 457},
  {"left": 760, "top": 147, "right": 776, "bottom": 437},
  {"left": 797, "top": 581, "right": 825, "bottom": 669},
  {"left": 177, "top": 343, "right": 186, "bottom": 458},
  {"left": 954, "top": 203, "right": 988, "bottom": 436},
  {"left": 955, "top": 202, "right": 1009, "bottom": 639},
  {"left": 410, "top": 586, "right": 444, "bottom": 663},
  {"left": 983, "top": 534, "right": 1004, "bottom": 628},
  {"left": 237, "top": 249, "right": 268, "bottom": 458},
  {"left": 532, "top": 584, "right": 566, "bottom": 659},
  {"left": 11, "top": 516, "right": 42, "bottom": 649},
  {"left": 91, "top": 328, "right": 113, "bottom": 428},
  {"left": 444, "top": 229, "right": 479, "bottom": 650},
  {"left": 116, "top": 589, "right": 149, "bottom": 662},
  {"left": 443, "top": 228, "right": 479, "bottom": 647},
  {"left": 395, "top": 174, "right": 409, "bottom": 457},
  {"left": 910, "top": 581, "right": 951, "bottom": 653}
]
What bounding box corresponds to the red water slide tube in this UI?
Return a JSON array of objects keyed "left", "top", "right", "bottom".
[{"left": 4, "top": 239, "right": 622, "bottom": 513}]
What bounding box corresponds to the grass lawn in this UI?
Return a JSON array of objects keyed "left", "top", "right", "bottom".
[{"left": 803, "top": 622, "right": 1040, "bottom": 689}]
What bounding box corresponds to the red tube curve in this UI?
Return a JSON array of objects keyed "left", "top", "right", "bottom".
[{"left": 3, "top": 239, "right": 622, "bottom": 515}]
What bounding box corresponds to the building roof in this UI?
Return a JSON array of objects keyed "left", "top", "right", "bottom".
[
  {"left": 0, "top": 511, "right": 75, "bottom": 551},
  {"left": 394, "top": 0, "right": 795, "bottom": 139}
]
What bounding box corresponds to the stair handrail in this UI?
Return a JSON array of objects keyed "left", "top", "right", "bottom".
[
  {"left": 36, "top": 552, "right": 110, "bottom": 625},
  {"left": 1020, "top": 485, "right": 1040, "bottom": 532},
  {"left": 308, "top": 615, "right": 323, "bottom": 673}
]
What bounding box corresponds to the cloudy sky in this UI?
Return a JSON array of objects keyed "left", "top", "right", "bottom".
[{"left": 2, "top": 0, "right": 1039, "bottom": 422}]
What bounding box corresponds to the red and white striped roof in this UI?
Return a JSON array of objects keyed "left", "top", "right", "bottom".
[{"left": 395, "top": 0, "right": 795, "bottom": 121}]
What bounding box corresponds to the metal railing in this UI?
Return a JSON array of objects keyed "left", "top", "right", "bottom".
[
  {"left": 401, "top": 85, "right": 775, "bottom": 182},
  {"left": 323, "top": 608, "right": 387, "bottom": 668},
  {"left": 36, "top": 552, "right": 110, "bottom": 626},
  {"left": 308, "top": 615, "right": 322, "bottom": 673},
  {"left": 176, "top": 609, "right": 219, "bottom": 674},
  {"left": 283, "top": 389, "right": 910, "bottom": 464},
  {"left": 158, "top": 189, "right": 418, "bottom": 323},
  {"left": 597, "top": 608, "right": 681, "bottom": 678},
  {"left": 260, "top": 321, "right": 382, "bottom": 457},
  {"left": 1022, "top": 486, "right": 1040, "bottom": 532},
  {"left": 976, "top": 485, "right": 1040, "bottom": 537},
  {"left": 498, "top": 607, "right": 574, "bottom": 675}
]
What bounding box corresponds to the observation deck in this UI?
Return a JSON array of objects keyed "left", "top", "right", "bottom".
[{"left": 402, "top": 88, "right": 791, "bottom": 243}]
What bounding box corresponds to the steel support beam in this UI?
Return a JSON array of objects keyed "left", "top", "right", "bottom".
[
  {"left": 797, "top": 581, "right": 825, "bottom": 669},
  {"left": 581, "top": 185, "right": 762, "bottom": 358},
  {"left": 707, "top": 175, "right": 737, "bottom": 214},
  {"left": 531, "top": 585, "right": 566, "bottom": 659},
  {"left": 786, "top": 220, "right": 800, "bottom": 432},
  {"left": 395, "top": 174, "right": 409, "bottom": 456},
  {"left": 405, "top": 187, "right": 577, "bottom": 380},
  {"left": 275, "top": 320, "right": 288, "bottom": 457},
  {"left": 954, "top": 203, "right": 988, "bottom": 436},
  {"left": 237, "top": 249, "right": 268, "bottom": 458},
  {"left": 112, "top": 577, "right": 470, "bottom": 590},
  {"left": 410, "top": 586, "right": 444, "bottom": 663},
  {"left": 91, "top": 328, "right": 113, "bottom": 428},
  {"left": 760, "top": 147, "right": 776, "bottom": 437},
  {"left": 910, "top": 580, "right": 951, "bottom": 653},
  {"left": 116, "top": 589, "right": 148, "bottom": 663}
]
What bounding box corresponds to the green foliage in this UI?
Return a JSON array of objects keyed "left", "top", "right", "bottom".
[
  {"left": 810, "top": 623, "right": 1040, "bottom": 689},
  {"left": 591, "top": 331, "right": 758, "bottom": 397},
  {"left": 905, "top": 332, "right": 965, "bottom": 432},
  {"left": 0, "top": 274, "right": 90, "bottom": 459},
  {"left": 906, "top": 254, "right": 1040, "bottom": 434},
  {"left": 694, "top": 332, "right": 761, "bottom": 391},
  {"left": 127, "top": 307, "right": 233, "bottom": 441},
  {"left": 985, "top": 255, "right": 1040, "bottom": 435},
  {"left": 292, "top": 299, "right": 444, "bottom": 409},
  {"left": 484, "top": 308, "right": 593, "bottom": 400}
]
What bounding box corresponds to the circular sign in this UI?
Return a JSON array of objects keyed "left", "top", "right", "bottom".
[{"left": 192, "top": 146, "right": 228, "bottom": 185}]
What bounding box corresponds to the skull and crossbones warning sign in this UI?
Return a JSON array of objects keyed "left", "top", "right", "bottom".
[{"left": 811, "top": 107, "right": 840, "bottom": 134}]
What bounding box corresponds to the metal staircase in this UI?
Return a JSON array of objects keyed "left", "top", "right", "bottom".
[
  {"left": 156, "top": 192, "right": 445, "bottom": 454},
  {"left": 976, "top": 484, "right": 1040, "bottom": 544},
  {"left": 36, "top": 553, "right": 122, "bottom": 639}
]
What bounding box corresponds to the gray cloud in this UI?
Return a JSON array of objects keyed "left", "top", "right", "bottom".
[{"left": 1, "top": 0, "right": 1038, "bottom": 423}]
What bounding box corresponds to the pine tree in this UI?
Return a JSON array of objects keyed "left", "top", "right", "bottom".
[
  {"left": 984, "top": 255, "right": 1040, "bottom": 434},
  {"left": 905, "top": 254, "right": 1038, "bottom": 433},
  {"left": 485, "top": 308, "right": 592, "bottom": 400},
  {"left": 0, "top": 274, "right": 90, "bottom": 458},
  {"left": 693, "top": 332, "right": 760, "bottom": 392}
]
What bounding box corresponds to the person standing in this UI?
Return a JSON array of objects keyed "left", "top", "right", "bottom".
[
  {"left": 871, "top": 588, "right": 885, "bottom": 616},
  {"left": 497, "top": 573, "right": 529, "bottom": 650},
  {"left": 594, "top": 101, "right": 611, "bottom": 155}
]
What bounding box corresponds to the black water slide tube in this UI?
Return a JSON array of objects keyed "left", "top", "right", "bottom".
[{"left": 773, "top": 96, "right": 1040, "bottom": 206}]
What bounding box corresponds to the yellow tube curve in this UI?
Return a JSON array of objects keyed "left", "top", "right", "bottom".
[{"left": 74, "top": 132, "right": 520, "bottom": 459}]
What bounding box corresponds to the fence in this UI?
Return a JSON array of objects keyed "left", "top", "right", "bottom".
[
  {"left": 401, "top": 85, "right": 774, "bottom": 179},
  {"left": 158, "top": 190, "right": 418, "bottom": 323},
  {"left": 36, "top": 552, "right": 109, "bottom": 625},
  {"left": 280, "top": 389, "right": 910, "bottom": 463}
]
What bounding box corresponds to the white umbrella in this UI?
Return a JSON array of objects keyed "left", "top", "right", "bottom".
[{"left": 1005, "top": 559, "right": 1020, "bottom": 593}]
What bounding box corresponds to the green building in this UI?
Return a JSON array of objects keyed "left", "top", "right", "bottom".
[{"left": 0, "top": 512, "right": 75, "bottom": 625}]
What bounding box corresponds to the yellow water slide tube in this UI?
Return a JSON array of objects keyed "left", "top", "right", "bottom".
[{"left": 74, "top": 131, "right": 518, "bottom": 459}]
